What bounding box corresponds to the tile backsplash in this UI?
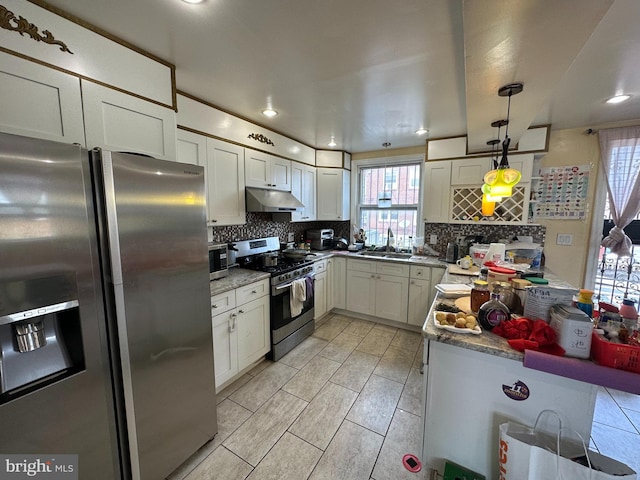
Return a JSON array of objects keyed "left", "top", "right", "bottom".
[
  {"left": 424, "top": 222, "right": 547, "bottom": 257},
  {"left": 210, "top": 212, "right": 351, "bottom": 245}
]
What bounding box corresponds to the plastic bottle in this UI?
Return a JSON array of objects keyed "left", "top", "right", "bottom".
[
  {"left": 619, "top": 298, "right": 638, "bottom": 329},
  {"left": 478, "top": 293, "right": 510, "bottom": 330},
  {"left": 575, "top": 289, "right": 595, "bottom": 318}
]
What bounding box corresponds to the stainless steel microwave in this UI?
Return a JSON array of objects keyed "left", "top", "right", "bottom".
[{"left": 208, "top": 243, "right": 229, "bottom": 280}]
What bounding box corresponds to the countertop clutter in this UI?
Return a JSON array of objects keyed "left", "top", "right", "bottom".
[{"left": 422, "top": 267, "right": 640, "bottom": 394}]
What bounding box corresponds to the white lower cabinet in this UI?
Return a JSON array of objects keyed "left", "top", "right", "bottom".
[
  {"left": 211, "top": 279, "right": 270, "bottom": 389},
  {"left": 346, "top": 259, "right": 409, "bottom": 323},
  {"left": 331, "top": 257, "right": 347, "bottom": 310},
  {"left": 314, "top": 271, "right": 327, "bottom": 319}
]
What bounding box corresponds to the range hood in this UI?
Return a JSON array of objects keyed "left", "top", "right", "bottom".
[{"left": 245, "top": 187, "right": 304, "bottom": 212}]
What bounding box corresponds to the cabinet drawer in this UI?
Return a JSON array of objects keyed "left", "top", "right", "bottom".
[
  {"left": 211, "top": 290, "right": 236, "bottom": 316},
  {"left": 236, "top": 279, "right": 270, "bottom": 305},
  {"left": 410, "top": 265, "right": 431, "bottom": 280},
  {"left": 347, "top": 258, "right": 377, "bottom": 273},
  {"left": 314, "top": 259, "right": 327, "bottom": 272},
  {"left": 376, "top": 262, "right": 410, "bottom": 277}
]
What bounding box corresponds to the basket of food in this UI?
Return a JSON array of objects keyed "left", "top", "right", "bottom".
[{"left": 591, "top": 331, "right": 640, "bottom": 373}]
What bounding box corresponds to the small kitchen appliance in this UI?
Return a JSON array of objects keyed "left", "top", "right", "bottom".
[
  {"left": 208, "top": 242, "right": 229, "bottom": 280},
  {"left": 445, "top": 242, "right": 459, "bottom": 263},
  {"left": 306, "top": 228, "right": 334, "bottom": 250}
]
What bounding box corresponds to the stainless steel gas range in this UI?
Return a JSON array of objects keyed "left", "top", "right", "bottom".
[{"left": 234, "top": 237, "right": 315, "bottom": 360}]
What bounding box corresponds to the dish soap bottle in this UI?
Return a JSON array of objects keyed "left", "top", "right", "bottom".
[
  {"left": 478, "top": 293, "right": 510, "bottom": 330},
  {"left": 575, "top": 289, "right": 595, "bottom": 318}
]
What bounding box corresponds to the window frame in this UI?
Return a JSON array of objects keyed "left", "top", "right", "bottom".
[{"left": 353, "top": 154, "right": 425, "bottom": 245}]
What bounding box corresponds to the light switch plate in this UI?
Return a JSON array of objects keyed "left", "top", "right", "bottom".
[{"left": 556, "top": 233, "right": 573, "bottom": 245}]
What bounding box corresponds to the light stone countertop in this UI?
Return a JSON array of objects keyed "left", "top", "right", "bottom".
[
  {"left": 421, "top": 266, "right": 576, "bottom": 362},
  {"left": 310, "top": 249, "right": 448, "bottom": 268},
  {"left": 210, "top": 268, "right": 271, "bottom": 296}
]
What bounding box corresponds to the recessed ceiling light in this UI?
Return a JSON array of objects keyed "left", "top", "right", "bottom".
[
  {"left": 415, "top": 128, "right": 429, "bottom": 135},
  {"left": 181, "top": 0, "right": 204, "bottom": 4},
  {"left": 606, "top": 94, "right": 631, "bottom": 104},
  {"left": 262, "top": 108, "right": 278, "bottom": 118}
]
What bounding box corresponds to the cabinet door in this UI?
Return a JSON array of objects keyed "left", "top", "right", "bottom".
[
  {"left": 236, "top": 295, "right": 270, "bottom": 371},
  {"left": 82, "top": 81, "right": 177, "bottom": 159},
  {"left": 346, "top": 270, "right": 376, "bottom": 315},
  {"left": 245, "top": 149, "right": 271, "bottom": 188},
  {"left": 332, "top": 257, "right": 347, "bottom": 310},
  {"left": 506, "top": 154, "right": 533, "bottom": 183},
  {"left": 302, "top": 165, "right": 317, "bottom": 221},
  {"left": 326, "top": 258, "right": 334, "bottom": 312},
  {"left": 271, "top": 157, "right": 292, "bottom": 191},
  {"left": 375, "top": 274, "right": 409, "bottom": 323},
  {"left": 176, "top": 130, "right": 206, "bottom": 165},
  {"left": 212, "top": 311, "right": 238, "bottom": 388},
  {"left": 450, "top": 157, "right": 491, "bottom": 185},
  {"left": 317, "top": 168, "right": 349, "bottom": 220},
  {"left": 408, "top": 278, "right": 431, "bottom": 326},
  {"left": 206, "top": 138, "right": 246, "bottom": 226},
  {"left": 314, "top": 271, "right": 327, "bottom": 320},
  {"left": 423, "top": 161, "right": 452, "bottom": 223},
  {"left": 0, "top": 52, "right": 85, "bottom": 145},
  {"left": 291, "top": 163, "right": 315, "bottom": 222}
]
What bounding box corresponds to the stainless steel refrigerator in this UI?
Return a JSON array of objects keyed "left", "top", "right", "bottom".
[{"left": 0, "top": 132, "right": 217, "bottom": 479}]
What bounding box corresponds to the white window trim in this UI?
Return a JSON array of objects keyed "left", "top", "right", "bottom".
[{"left": 350, "top": 153, "right": 425, "bottom": 238}]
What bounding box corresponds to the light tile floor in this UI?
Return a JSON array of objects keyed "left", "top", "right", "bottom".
[{"left": 170, "top": 313, "right": 640, "bottom": 480}]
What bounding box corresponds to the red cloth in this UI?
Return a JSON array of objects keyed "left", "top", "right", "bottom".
[{"left": 492, "top": 317, "right": 566, "bottom": 356}]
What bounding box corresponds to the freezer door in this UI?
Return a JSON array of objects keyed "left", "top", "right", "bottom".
[
  {"left": 0, "top": 132, "right": 120, "bottom": 479},
  {"left": 98, "top": 151, "right": 216, "bottom": 480}
]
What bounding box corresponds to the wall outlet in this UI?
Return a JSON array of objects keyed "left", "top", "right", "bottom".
[
  {"left": 429, "top": 234, "right": 438, "bottom": 245},
  {"left": 288, "top": 232, "right": 295, "bottom": 242},
  {"left": 456, "top": 235, "right": 466, "bottom": 246},
  {"left": 556, "top": 233, "right": 573, "bottom": 245}
]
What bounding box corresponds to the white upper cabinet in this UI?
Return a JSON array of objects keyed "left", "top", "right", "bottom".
[
  {"left": 450, "top": 157, "right": 492, "bottom": 185},
  {"left": 317, "top": 168, "right": 350, "bottom": 221},
  {"left": 245, "top": 149, "right": 292, "bottom": 191},
  {"left": 176, "top": 129, "right": 206, "bottom": 165},
  {"left": 423, "top": 160, "right": 452, "bottom": 223},
  {"left": 291, "top": 163, "right": 316, "bottom": 222},
  {"left": 82, "top": 81, "right": 177, "bottom": 160},
  {"left": 0, "top": 52, "right": 85, "bottom": 145},
  {"left": 206, "top": 138, "right": 246, "bottom": 226},
  {"left": 316, "top": 150, "right": 351, "bottom": 170}
]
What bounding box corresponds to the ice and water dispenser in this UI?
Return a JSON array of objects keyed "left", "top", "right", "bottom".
[{"left": 0, "top": 273, "right": 85, "bottom": 403}]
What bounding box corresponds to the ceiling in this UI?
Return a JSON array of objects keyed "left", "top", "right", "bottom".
[{"left": 40, "top": 0, "right": 640, "bottom": 154}]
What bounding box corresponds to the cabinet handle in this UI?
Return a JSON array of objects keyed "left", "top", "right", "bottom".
[
  {"left": 337, "top": 216, "right": 341, "bottom": 219},
  {"left": 251, "top": 290, "right": 257, "bottom": 294},
  {"left": 211, "top": 219, "right": 218, "bottom": 223},
  {"left": 212, "top": 304, "right": 218, "bottom": 309},
  {"left": 411, "top": 281, "right": 415, "bottom": 285},
  {"left": 238, "top": 309, "right": 245, "bottom": 314},
  {"left": 229, "top": 313, "right": 237, "bottom": 332},
  {"left": 370, "top": 274, "right": 375, "bottom": 278},
  {"left": 377, "top": 275, "right": 381, "bottom": 279}
]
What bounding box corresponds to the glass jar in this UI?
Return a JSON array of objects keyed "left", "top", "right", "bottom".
[
  {"left": 510, "top": 278, "right": 531, "bottom": 316},
  {"left": 491, "top": 281, "right": 515, "bottom": 311},
  {"left": 478, "top": 293, "right": 510, "bottom": 330},
  {"left": 470, "top": 279, "right": 490, "bottom": 313}
]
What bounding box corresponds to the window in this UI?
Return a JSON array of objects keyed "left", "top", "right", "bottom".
[
  {"left": 594, "top": 131, "right": 640, "bottom": 305},
  {"left": 357, "top": 160, "right": 422, "bottom": 249}
]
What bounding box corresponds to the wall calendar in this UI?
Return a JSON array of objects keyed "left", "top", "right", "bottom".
[{"left": 532, "top": 164, "right": 590, "bottom": 220}]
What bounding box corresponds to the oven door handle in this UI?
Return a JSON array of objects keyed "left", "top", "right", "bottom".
[{"left": 275, "top": 273, "right": 315, "bottom": 290}]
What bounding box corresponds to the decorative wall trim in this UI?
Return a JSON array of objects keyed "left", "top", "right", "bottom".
[
  {"left": 1, "top": 4, "right": 72, "bottom": 54},
  {"left": 248, "top": 133, "right": 275, "bottom": 146}
]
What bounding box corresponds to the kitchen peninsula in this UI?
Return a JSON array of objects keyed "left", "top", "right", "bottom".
[{"left": 420, "top": 268, "right": 639, "bottom": 479}]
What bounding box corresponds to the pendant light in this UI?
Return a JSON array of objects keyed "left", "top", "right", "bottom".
[
  {"left": 378, "top": 142, "right": 392, "bottom": 208},
  {"left": 483, "top": 83, "right": 523, "bottom": 198}
]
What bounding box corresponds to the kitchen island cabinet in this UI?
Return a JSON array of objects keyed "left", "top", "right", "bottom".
[{"left": 419, "top": 270, "right": 599, "bottom": 479}]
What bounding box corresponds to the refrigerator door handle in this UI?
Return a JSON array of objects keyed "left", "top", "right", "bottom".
[{"left": 100, "top": 152, "right": 124, "bottom": 286}]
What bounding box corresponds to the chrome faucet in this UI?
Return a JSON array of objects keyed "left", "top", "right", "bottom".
[{"left": 386, "top": 227, "right": 394, "bottom": 252}]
